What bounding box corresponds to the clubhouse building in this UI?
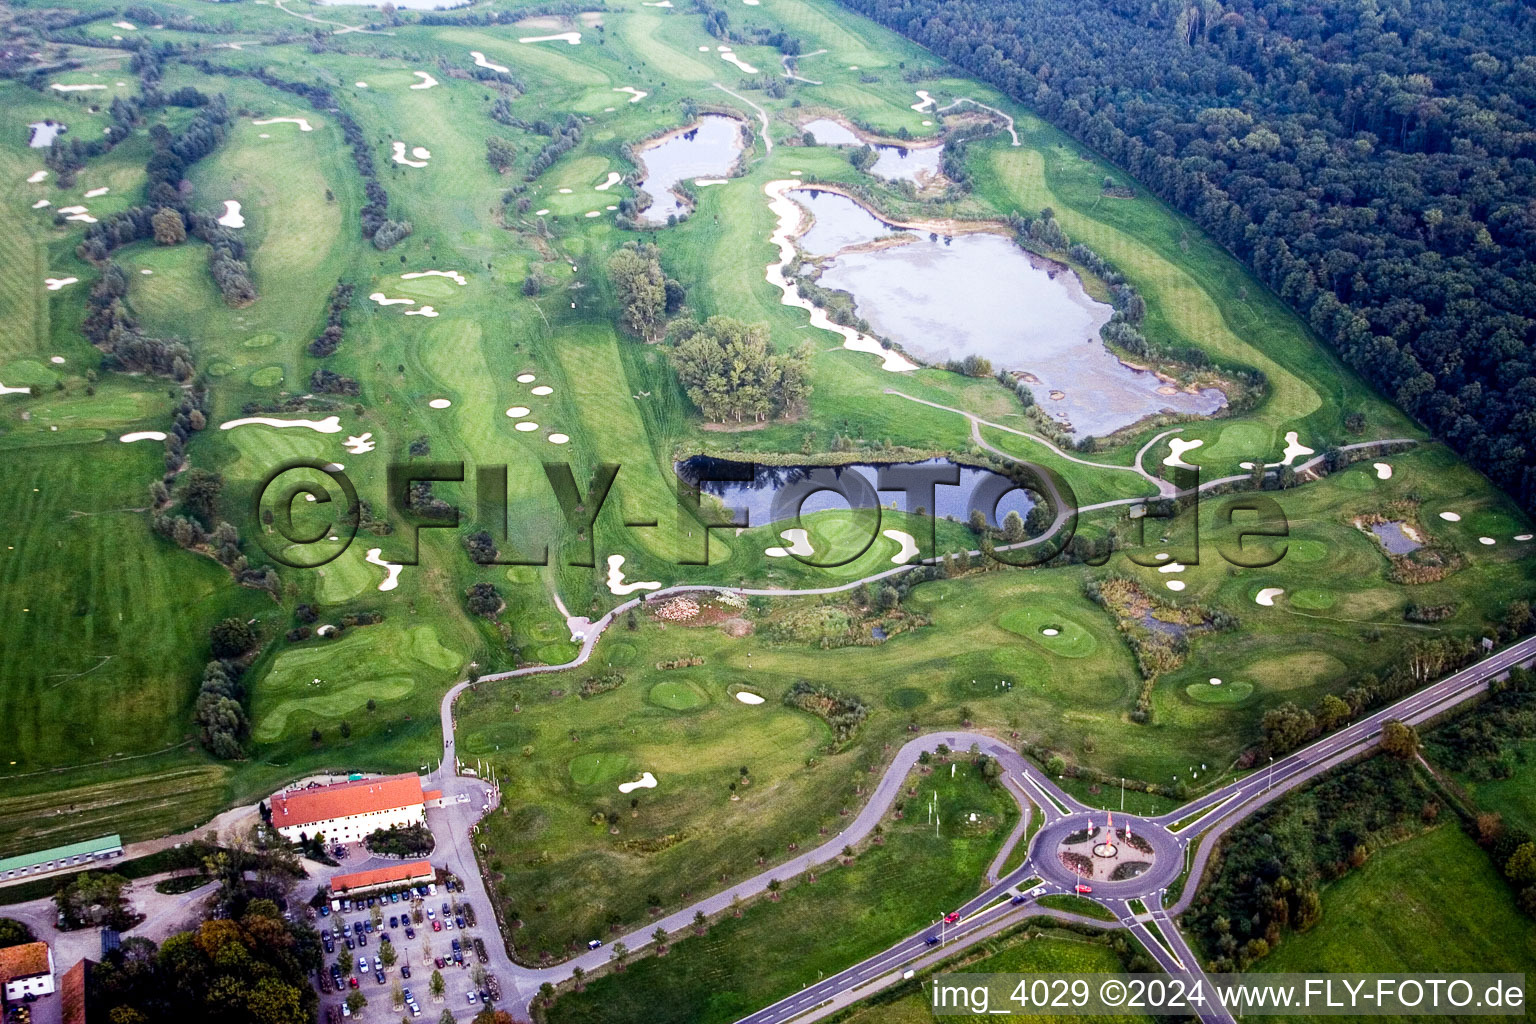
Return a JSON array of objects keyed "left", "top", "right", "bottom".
[{"left": 270, "top": 773, "right": 438, "bottom": 845}]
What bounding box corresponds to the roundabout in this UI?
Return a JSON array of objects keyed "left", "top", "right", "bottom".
[{"left": 1034, "top": 811, "right": 1183, "bottom": 896}]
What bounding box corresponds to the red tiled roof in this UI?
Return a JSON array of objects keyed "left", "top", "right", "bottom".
[
  {"left": 330, "top": 860, "right": 434, "bottom": 894},
  {"left": 0, "top": 942, "right": 50, "bottom": 984},
  {"left": 61, "top": 959, "right": 90, "bottom": 1024},
  {"left": 270, "top": 774, "right": 424, "bottom": 830},
  {"left": 423, "top": 790, "right": 442, "bottom": 802}
]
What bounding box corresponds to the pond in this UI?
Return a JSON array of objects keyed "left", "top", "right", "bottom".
[
  {"left": 793, "top": 190, "right": 1226, "bottom": 436},
  {"left": 318, "top": 0, "right": 470, "bottom": 7},
  {"left": 676, "top": 456, "right": 1036, "bottom": 529},
  {"left": 792, "top": 187, "right": 905, "bottom": 256},
  {"left": 1369, "top": 520, "right": 1422, "bottom": 555},
  {"left": 634, "top": 115, "right": 744, "bottom": 225},
  {"left": 28, "top": 121, "right": 65, "bottom": 148},
  {"left": 802, "top": 118, "right": 944, "bottom": 185}
]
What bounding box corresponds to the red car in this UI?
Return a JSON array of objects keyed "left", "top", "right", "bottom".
[
  {"left": 1076, "top": 883, "right": 1093, "bottom": 894},
  {"left": 432, "top": 920, "right": 442, "bottom": 932},
  {"left": 348, "top": 977, "right": 359, "bottom": 989},
  {"left": 943, "top": 912, "right": 960, "bottom": 924}
]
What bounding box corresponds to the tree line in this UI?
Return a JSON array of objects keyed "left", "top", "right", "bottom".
[{"left": 834, "top": 0, "right": 1536, "bottom": 514}]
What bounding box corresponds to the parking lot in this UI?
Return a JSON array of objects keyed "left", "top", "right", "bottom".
[{"left": 315, "top": 877, "right": 501, "bottom": 1022}]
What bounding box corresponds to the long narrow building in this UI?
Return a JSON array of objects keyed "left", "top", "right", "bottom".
[{"left": 269, "top": 774, "right": 436, "bottom": 845}]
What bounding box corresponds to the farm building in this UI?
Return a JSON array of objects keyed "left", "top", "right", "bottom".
[
  {"left": 0, "top": 835, "right": 123, "bottom": 882},
  {"left": 269, "top": 773, "right": 435, "bottom": 845},
  {"left": 0, "top": 941, "right": 55, "bottom": 1003},
  {"left": 329, "top": 860, "right": 435, "bottom": 898}
]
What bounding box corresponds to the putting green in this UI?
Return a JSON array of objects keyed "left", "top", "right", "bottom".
[
  {"left": 250, "top": 365, "right": 285, "bottom": 387},
  {"left": 648, "top": 679, "right": 709, "bottom": 710},
  {"left": 1333, "top": 467, "right": 1378, "bottom": 491},
  {"left": 314, "top": 545, "right": 376, "bottom": 603},
  {"left": 997, "top": 606, "right": 1098, "bottom": 658},
  {"left": 1204, "top": 421, "right": 1271, "bottom": 462},
  {"left": 0, "top": 359, "right": 59, "bottom": 387},
  {"left": 886, "top": 686, "right": 928, "bottom": 710},
  {"left": 1185, "top": 680, "right": 1254, "bottom": 704},
  {"left": 207, "top": 361, "right": 234, "bottom": 377},
  {"left": 1286, "top": 539, "right": 1329, "bottom": 563},
  {"left": 242, "top": 333, "right": 278, "bottom": 349},
  {"left": 605, "top": 641, "right": 637, "bottom": 666},
  {"left": 569, "top": 751, "right": 635, "bottom": 786},
  {"left": 1290, "top": 588, "right": 1336, "bottom": 610}
]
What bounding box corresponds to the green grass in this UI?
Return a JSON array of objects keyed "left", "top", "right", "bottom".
[
  {"left": 1037, "top": 894, "right": 1116, "bottom": 921},
  {"left": 1258, "top": 826, "right": 1536, "bottom": 1022},
  {"left": 545, "top": 763, "right": 1015, "bottom": 1024}
]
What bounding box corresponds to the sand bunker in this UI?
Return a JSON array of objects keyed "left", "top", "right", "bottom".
[
  {"left": 217, "top": 200, "right": 245, "bottom": 227},
  {"left": 403, "top": 306, "right": 439, "bottom": 317},
  {"left": 402, "top": 269, "right": 467, "bottom": 286},
  {"left": 253, "top": 116, "right": 314, "bottom": 131},
  {"left": 720, "top": 51, "right": 758, "bottom": 73},
  {"left": 735, "top": 691, "right": 764, "bottom": 704},
  {"left": 31, "top": 200, "right": 49, "bottom": 209},
  {"left": 369, "top": 292, "right": 414, "bottom": 306},
  {"left": 49, "top": 356, "right": 65, "bottom": 364},
  {"left": 410, "top": 71, "right": 439, "bottom": 89},
  {"left": 51, "top": 83, "right": 107, "bottom": 92},
  {"left": 57, "top": 206, "right": 87, "bottom": 215},
  {"left": 344, "top": 433, "right": 376, "bottom": 454},
  {"left": 642, "top": 1, "right": 674, "bottom": 6},
  {"left": 355, "top": 82, "right": 368, "bottom": 88},
  {"left": 0, "top": 383, "right": 32, "bottom": 396},
  {"left": 694, "top": 178, "right": 728, "bottom": 186},
  {"left": 1163, "top": 437, "right": 1203, "bottom": 469},
  {"left": 1439, "top": 511, "right": 1462, "bottom": 522},
  {"left": 119, "top": 430, "right": 167, "bottom": 443},
  {"left": 520, "top": 31, "right": 581, "bottom": 44},
  {"left": 515, "top": 421, "right": 540, "bottom": 432},
  {"left": 584, "top": 210, "right": 602, "bottom": 218},
  {"left": 140, "top": 268, "right": 153, "bottom": 275},
  {"left": 1041, "top": 628, "right": 1059, "bottom": 636},
  {"left": 883, "top": 528, "right": 918, "bottom": 564},
  {"left": 392, "top": 142, "right": 429, "bottom": 168},
  {"left": 1278, "top": 431, "right": 1314, "bottom": 466},
  {"left": 27, "top": 170, "right": 48, "bottom": 184},
  {"left": 763, "top": 180, "right": 917, "bottom": 372},
  {"left": 1166, "top": 580, "right": 1186, "bottom": 592},
  {"left": 112, "top": 20, "right": 137, "bottom": 29},
  {"left": 516, "top": 373, "right": 536, "bottom": 383},
  {"left": 535, "top": 208, "right": 550, "bottom": 216},
  {"left": 596, "top": 172, "right": 622, "bottom": 191},
  {"left": 765, "top": 527, "right": 814, "bottom": 558},
  {"left": 531, "top": 385, "right": 553, "bottom": 395},
  {"left": 1255, "top": 587, "right": 1285, "bottom": 606},
  {"left": 65, "top": 213, "right": 98, "bottom": 223},
  {"left": 220, "top": 416, "right": 343, "bottom": 433},
  {"left": 548, "top": 432, "right": 569, "bottom": 444},
  {"left": 506, "top": 406, "right": 530, "bottom": 418},
  {"left": 44, "top": 277, "right": 78, "bottom": 291},
  {"left": 84, "top": 187, "right": 109, "bottom": 198},
  {"left": 911, "top": 90, "right": 936, "bottom": 111},
  {"left": 618, "top": 772, "right": 657, "bottom": 794},
  {"left": 606, "top": 554, "right": 661, "bottom": 595},
  {"left": 1480, "top": 537, "right": 1497, "bottom": 546},
  {"left": 1374, "top": 462, "right": 1392, "bottom": 480},
  {"left": 470, "top": 50, "right": 511, "bottom": 73},
  {"left": 613, "top": 87, "right": 647, "bottom": 104},
  {"left": 1157, "top": 562, "right": 1185, "bottom": 573},
  {"left": 428, "top": 398, "right": 452, "bottom": 409},
  {"left": 365, "top": 548, "right": 404, "bottom": 591}
]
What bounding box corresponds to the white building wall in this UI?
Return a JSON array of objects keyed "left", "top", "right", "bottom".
[{"left": 275, "top": 802, "right": 425, "bottom": 845}]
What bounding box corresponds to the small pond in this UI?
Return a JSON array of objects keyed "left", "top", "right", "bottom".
[
  {"left": 802, "top": 118, "right": 943, "bottom": 185},
  {"left": 676, "top": 456, "right": 1036, "bottom": 528},
  {"left": 1370, "top": 520, "right": 1422, "bottom": 555},
  {"left": 635, "top": 115, "right": 744, "bottom": 225},
  {"left": 28, "top": 121, "right": 65, "bottom": 148},
  {"left": 792, "top": 191, "right": 1226, "bottom": 436},
  {"left": 792, "top": 187, "right": 906, "bottom": 256}
]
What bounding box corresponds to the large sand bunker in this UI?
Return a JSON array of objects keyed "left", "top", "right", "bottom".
[
  {"left": 369, "top": 293, "right": 414, "bottom": 306},
  {"left": 84, "top": 187, "right": 110, "bottom": 198},
  {"left": 520, "top": 31, "right": 581, "bottom": 44},
  {"left": 366, "top": 548, "right": 404, "bottom": 591},
  {"left": 1163, "top": 437, "right": 1203, "bottom": 469},
  {"left": 766, "top": 528, "right": 814, "bottom": 558},
  {"left": 27, "top": 171, "right": 48, "bottom": 184},
  {"left": 1255, "top": 587, "right": 1285, "bottom": 606},
  {"left": 344, "top": 433, "right": 376, "bottom": 454},
  {"left": 618, "top": 772, "right": 657, "bottom": 794},
  {"left": 120, "top": 431, "right": 167, "bottom": 443},
  {"left": 411, "top": 71, "right": 439, "bottom": 89},
  {"left": 253, "top": 116, "right": 314, "bottom": 131},
  {"left": 735, "top": 691, "right": 764, "bottom": 704},
  {"left": 911, "top": 90, "right": 935, "bottom": 111},
  {"left": 402, "top": 269, "right": 467, "bottom": 286},
  {"left": 720, "top": 49, "right": 758, "bottom": 73},
  {"left": 51, "top": 83, "right": 107, "bottom": 92},
  {"left": 1374, "top": 462, "right": 1393, "bottom": 480},
  {"left": 596, "top": 171, "right": 622, "bottom": 190},
  {"left": 470, "top": 51, "right": 511, "bottom": 73},
  {"left": 220, "top": 416, "right": 343, "bottom": 433},
  {"left": 613, "top": 87, "right": 647, "bottom": 104},
  {"left": 0, "top": 383, "right": 33, "bottom": 396},
  {"left": 217, "top": 200, "right": 245, "bottom": 227},
  {"left": 391, "top": 142, "right": 429, "bottom": 168},
  {"left": 45, "top": 277, "right": 78, "bottom": 291},
  {"left": 883, "top": 528, "right": 918, "bottom": 564},
  {"left": 606, "top": 554, "right": 661, "bottom": 595}
]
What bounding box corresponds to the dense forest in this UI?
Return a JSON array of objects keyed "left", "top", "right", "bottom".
[{"left": 839, "top": 0, "right": 1536, "bottom": 510}]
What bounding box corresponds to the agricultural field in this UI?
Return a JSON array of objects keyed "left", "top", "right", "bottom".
[{"left": 0, "top": 0, "right": 1534, "bottom": 1012}]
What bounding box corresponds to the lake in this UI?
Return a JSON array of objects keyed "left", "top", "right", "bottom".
[
  {"left": 676, "top": 456, "right": 1036, "bottom": 528},
  {"left": 802, "top": 118, "right": 944, "bottom": 185},
  {"left": 794, "top": 191, "right": 1226, "bottom": 436},
  {"left": 28, "top": 121, "right": 65, "bottom": 148},
  {"left": 635, "top": 115, "right": 744, "bottom": 225}
]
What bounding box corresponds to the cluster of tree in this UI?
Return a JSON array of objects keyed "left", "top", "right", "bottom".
[
  {"left": 848, "top": 144, "right": 877, "bottom": 172},
  {"left": 462, "top": 530, "right": 500, "bottom": 566},
  {"left": 526, "top": 116, "right": 583, "bottom": 181},
  {"left": 418, "top": 0, "right": 586, "bottom": 26},
  {"left": 364, "top": 823, "right": 435, "bottom": 858},
  {"left": 81, "top": 263, "right": 192, "bottom": 380},
  {"left": 1186, "top": 756, "right": 1429, "bottom": 970},
  {"left": 194, "top": 618, "right": 257, "bottom": 760},
  {"left": 54, "top": 871, "right": 139, "bottom": 931},
  {"left": 465, "top": 581, "right": 504, "bottom": 618},
  {"left": 833, "top": 0, "right": 1536, "bottom": 515},
  {"left": 85, "top": 900, "right": 320, "bottom": 1024},
  {"left": 486, "top": 136, "right": 516, "bottom": 174},
  {"left": 607, "top": 242, "right": 683, "bottom": 341},
  {"left": 0, "top": 918, "right": 34, "bottom": 949},
  {"left": 309, "top": 369, "right": 360, "bottom": 396},
  {"left": 671, "top": 316, "right": 813, "bottom": 423},
  {"left": 1425, "top": 666, "right": 1536, "bottom": 782},
  {"left": 204, "top": 228, "right": 257, "bottom": 306},
  {"left": 308, "top": 280, "right": 355, "bottom": 357},
  {"left": 782, "top": 680, "right": 868, "bottom": 743}
]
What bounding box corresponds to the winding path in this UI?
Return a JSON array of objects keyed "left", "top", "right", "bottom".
[{"left": 714, "top": 82, "right": 773, "bottom": 152}]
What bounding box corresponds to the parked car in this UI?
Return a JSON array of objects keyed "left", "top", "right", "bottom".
[
  {"left": 375, "top": 970, "right": 386, "bottom": 985},
  {"left": 353, "top": 922, "right": 363, "bottom": 934},
  {"left": 400, "top": 964, "right": 412, "bottom": 979},
  {"left": 455, "top": 916, "right": 465, "bottom": 929},
  {"left": 441, "top": 903, "right": 450, "bottom": 918},
  {"left": 435, "top": 957, "right": 446, "bottom": 970},
  {"left": 358, "top": 933, "right": 367, "bottom": 947},
  {"left": 466, "top": 992, "right": 478, "bottom": 1005},
  {"left": 348, "top": 977, "right": 359, "bottom": 989},
  {"left": 319, "top": 905, "right": 330, "bottom": 918},
  {"left": 357, "top": 957, "right": 369, "bottom": 973},
  {"left": 404, "top": 927, "right": 415, "bottom": 940},
  {"left": 344, "top": 936, "right": 355, "bottom": 950},
  {"left": 451, "top": 939, "right": 461, "bottom": 952},
  {"left": 432, "top": 920, "right": 442, "bottom": 932},
  {"left": 389, "top": 916, "right": 398, "bottom": 929},
  {"left": 426, "top": 909, "right": 435, "bottom": 920},
  {"left": 364, "top": 920, "right": 374, "bottom": 933},
  {"left": 390, "top": 892, "right": 400, "bottom": 904}
]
